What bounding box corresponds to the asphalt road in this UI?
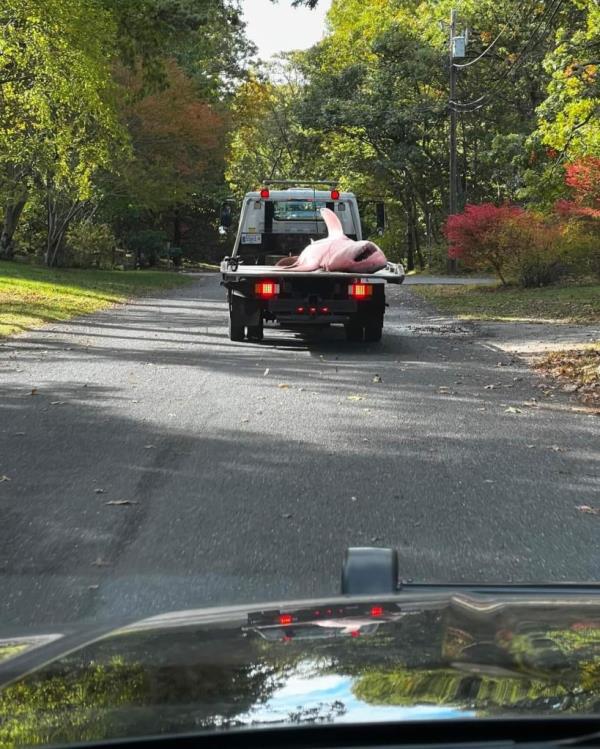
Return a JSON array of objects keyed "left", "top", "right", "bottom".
[{"left": 1, "top": 274, "right": 599, "bottom": 632}]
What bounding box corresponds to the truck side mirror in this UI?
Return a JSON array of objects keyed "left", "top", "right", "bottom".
[
  {"left": 220, "top": 203, "right": 233, "bottom": 229},
  {"left": 376, "top": 203, "right": 386, "bottom": 234}
]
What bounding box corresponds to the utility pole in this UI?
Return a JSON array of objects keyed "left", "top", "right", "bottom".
[
  {"left": 448, "top": 8, "right": 458, "bottom": 271},
  {"left": 449, "top": 8, "right": 457, "bottom": 219}
]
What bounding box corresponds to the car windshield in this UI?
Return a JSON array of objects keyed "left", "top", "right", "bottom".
[{"left": 1, "top": 0, "right": 599, "bottom": 746}]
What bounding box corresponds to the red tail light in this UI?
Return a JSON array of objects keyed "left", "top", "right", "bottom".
[
  {"left": 260, "top": 188, "right": 270, "bottom": 199},
  {"left": 279, "top": 614, "right": 293, "bottom": 625},
  {"left": 349, "top": 283, "right": 373, "bottom": 300},
  {"left": 331, "top": 189, "right": 340, "bottom": 200},
  {"left": 255, "top": 281, "right": 279, "bottom": 299},
  {"left": 370, "top": 606, "right": 383, "bottom": 617}
]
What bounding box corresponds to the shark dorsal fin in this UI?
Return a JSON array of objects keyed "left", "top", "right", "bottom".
[{"left": 320, "top": 207, "right": 344, "bottom": 239}]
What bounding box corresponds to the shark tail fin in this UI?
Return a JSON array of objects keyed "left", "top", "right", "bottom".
[{"left": 320, "top": 207, "right": 345, "bottom": 239}]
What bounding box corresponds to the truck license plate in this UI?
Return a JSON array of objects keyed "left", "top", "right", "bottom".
[{"left": 241, "top": 233, "right": 262, "bottom": 244}]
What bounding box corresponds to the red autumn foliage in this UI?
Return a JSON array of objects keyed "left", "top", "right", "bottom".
[
  {"left": 555, "top": 156, "right": 600, "bottom": 220},
  {"left": 444, "top": 202, "right": 525, "bottom": 260}
]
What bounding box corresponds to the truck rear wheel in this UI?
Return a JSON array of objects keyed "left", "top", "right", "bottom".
[
  {"left": 345, "top": 320, "right": 363, "bottom": 342},
  {"left": 246, "top": 319, "right": 264, "bottom": 341},
  {"left": 228, "top": 296, "right": 245, "bottom": 342},
  {"left": 364, "top": 317, "right": 383, "bottom": 343}
]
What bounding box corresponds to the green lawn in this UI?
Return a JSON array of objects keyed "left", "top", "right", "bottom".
[
  {"left": 0, "top": 261, "right": 193, "bottom": 337},
  {"left": 410, "top": 283, "right": 600, "bottom": 324}
]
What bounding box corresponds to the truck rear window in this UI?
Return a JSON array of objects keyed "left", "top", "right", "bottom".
[{"left": 272, "top": 200, "right": 330, "bottom": 221}]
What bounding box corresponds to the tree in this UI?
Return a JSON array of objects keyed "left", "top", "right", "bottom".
[
  {"left": 0, "top": 0, "right": 127, "bottom": 264},
  {"left": 443, "top": 203, "right": 526, "bottom": 284}
]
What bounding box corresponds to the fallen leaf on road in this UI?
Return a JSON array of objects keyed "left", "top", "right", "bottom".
[
  {"left": 241, "top": 418, "right": 250, "bottom": 423},
  {"left": 263, "top": 368, "right": 270, "bottom": 376},
  {"left": 484, "top": 384, "right": 495, "bottom": 390},
  {"left": 351, "top": 496, "right": 358, "bottom": 502},
  {"left": 94, "top": 488, "right": 105, "bottom": 494},
  {"left": 105, "top": 499, "right": 139, "bottom": 506},
  {"left": 527, "top": 444, "right": 535, "bottom": 448},
  {"left": 504, "top": 407, "right": 522, "bottom": 414},
  {"left": 550, "top": 445, "right": 564, "bottom": 452},
  {"left": 88, "top": 585, "right": 99, "bottom": 590},
  {"left": 372, "top": 375, "right": 382, "bottom": 383},
  {"left": 277, "top": 383, "right": 290, "bottom": 389},
  {"left": 30, "top": 388, "right": 37, "bottom": 395},
  {"left": 92, "top": 558, "right": 111, "bottom": 567},
  {"left": 14, "top": 432, "right": 25, "bottom": 436},
  {"left": 347, "top": 395, "right": 364, "bottom": 401},
  {"left": 281, "top": 512, "right": 293, "bottom": 519},
  {"left": 0, "top": 475, "right": 11, "bottom": 482},
  {"left": 576, "top": 505, "right": 600, "bottom": 516},
  {"left": 50, "top": 401, "right": 66, "bottom": 406},
  {"left": 144, "top": 444, "right": 156, "bottom": 449}
]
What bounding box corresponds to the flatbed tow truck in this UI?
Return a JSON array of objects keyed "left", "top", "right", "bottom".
[{"left": 220, "top": 181, "right": 405, "bottom": 343}]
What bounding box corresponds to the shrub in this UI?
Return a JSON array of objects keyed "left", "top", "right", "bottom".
[
  {"left": 126, "top": 229, "right": 167, "bottom": 268},
  {"left": 64, "top": 222, "right": 117, "bottom": 269},
  {"left": 443, "top": 203, "right": 527, "bottom": 284},
  {"left": 444, "top": 203, "right": 566, "bottom": 287},
  {"left": 558, "top": 220, "right": 600, "bottom": 279}
]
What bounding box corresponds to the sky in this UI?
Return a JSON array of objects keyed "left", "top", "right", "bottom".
[
  {"left": 239, "top": 670, "right": 472, "bottom": 725},
  {"left": 240, "top": 0, "right": 333, "bottom": 60}
]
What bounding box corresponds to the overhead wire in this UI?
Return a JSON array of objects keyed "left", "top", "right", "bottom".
[{"left": 450, "top": 0, "right": 566, "bottom": 113}]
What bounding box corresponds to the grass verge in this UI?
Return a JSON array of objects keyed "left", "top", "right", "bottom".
[
  {"left": 410, "top": 283, "right": 600, "bottom": 324},
  {"left": 0, "top": 261, "right": 193, "bottom": 338},
  {"left": 535, "top": 345, "right": 600, "bottom": 408}
]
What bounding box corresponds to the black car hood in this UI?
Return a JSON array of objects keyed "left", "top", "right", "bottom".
[{"left": 1, "top": 591, "right": 600, "bottom": 746}]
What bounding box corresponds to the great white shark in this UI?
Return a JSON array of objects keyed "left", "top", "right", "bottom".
[{"left": 276, "top": 208, "right": 387, "bottom": 273}]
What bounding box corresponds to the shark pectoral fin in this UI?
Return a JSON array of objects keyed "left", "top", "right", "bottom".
[{"left": 320, "top": 207, "right": 345, "bottom": 239}]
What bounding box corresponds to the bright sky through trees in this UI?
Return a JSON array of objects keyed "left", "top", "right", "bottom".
[{"left": 240, "top": 0, "right": 332, "bottom": 59}]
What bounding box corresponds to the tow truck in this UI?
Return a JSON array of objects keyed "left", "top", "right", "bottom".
[{"left": 219, "top": 180, "right": 405, "bottom": 343}]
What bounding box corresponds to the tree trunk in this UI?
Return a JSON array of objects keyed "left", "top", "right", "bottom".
[
  {"left": 0, "top": 195, "right": 27, "bottom": 260},
  {"left": 45, "top": 192, "right": 85, "bottom": 267},
  {"left": 412, "top": 198, "right": 425, "bottom": 270},
  {"left": 173, "top": 207, "right": 181, "bottom": 247}
]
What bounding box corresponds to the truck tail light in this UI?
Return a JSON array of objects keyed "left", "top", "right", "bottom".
[
  {"left": 255, "top": 281, "right": 279, "bottom": 299},
  {"left": 349, "top": 283, "right": 373, "bottom": 300},
  {"left": 331, "top": 189, "right": 340, "bottom": 200},
  {"left": 260, "top": 188, "right": 270, "bottom": 199}
]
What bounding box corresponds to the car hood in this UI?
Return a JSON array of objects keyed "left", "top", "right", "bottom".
[{"left": 1, "top": 591, "right": 600, "bottom": 746}]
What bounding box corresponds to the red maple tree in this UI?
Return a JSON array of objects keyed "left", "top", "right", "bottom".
[{"left": 555, "top": 156, "right": 600, "bottom": 220}]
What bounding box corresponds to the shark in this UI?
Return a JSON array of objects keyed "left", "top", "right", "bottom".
[{"left": 276, "top": 208, "right": 387, "bottom": 273}]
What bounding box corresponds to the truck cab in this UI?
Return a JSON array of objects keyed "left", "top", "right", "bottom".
[
  {"left": 220, "top": 182, "right": 404, "bottom": 344},
  {"left": 229, "top": 186, "right": 362, "bottom": 265}
]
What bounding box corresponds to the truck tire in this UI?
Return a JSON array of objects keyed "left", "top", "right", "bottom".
[
  {"left": 228, "top": 295, "right": 245, "bottom": 342},
  {"left": 345, "top": 320, "right": 363, "bottom": 342},
  {"left": 364, "top": 316, "right": 383, "bottom": 343},
  {"left": 247, "top": 319, "right": 264, "bottom": 341}
]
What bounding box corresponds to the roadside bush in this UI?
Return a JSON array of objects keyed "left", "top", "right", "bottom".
[
  {"left": 444, "top": 203, "right": 527, "bottom": 284},
  {"left": 126, "top": 229, "right": 167, "bottom": 268},
  {"left": 505, "top": 216, "right": 564, "bottom": 288},
  {"left": 64, "top": 222, "right": 117, "bottom": 269},
  {"left": 445, "top": 203, "right": 567, "bottom": 287},
  {"left": 558, "top": 221, "right": 600, "bottom": 279}
]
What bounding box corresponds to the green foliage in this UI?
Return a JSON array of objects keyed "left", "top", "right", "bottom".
[
  {"left": 0, "top": 657, "right": 146, "bottom": 748},
  {"left": 65, "top": 222, "right": 117, "bottom": 269}
]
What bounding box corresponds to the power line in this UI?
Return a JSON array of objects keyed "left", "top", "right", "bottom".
[
  {"left": 453, "top": 29, "right": 505, "bottom": 69},
  {"left": 450, "top": 0, "right": 566, "bottom": 112}
]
